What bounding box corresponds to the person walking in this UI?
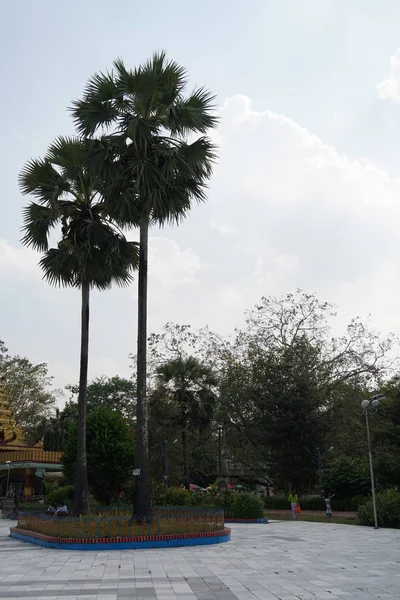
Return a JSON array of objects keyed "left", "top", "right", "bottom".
[
  {"left": 288, "top": 490, "right": 299, "bottom": 520},
  {"left": 324, "top": 491, "right": 334, "bottom": 517}
]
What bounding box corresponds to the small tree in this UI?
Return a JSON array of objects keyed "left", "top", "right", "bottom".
[
  {"left": 155, "top": 357, "right": 217, "bottom": 488},
  {"left": 62, "top": 406, "right": 135, "bottom": 504}
]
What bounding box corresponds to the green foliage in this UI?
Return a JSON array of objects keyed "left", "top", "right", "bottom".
[
  {"left": 18, "top": 502, "right": 48, "bottom": 512},
  {"left": 155, "top": 356, "right": 217, "bottom": 487},
  {"left": 232, "top": 493, "right": 264, "bottom": 519},
  {"left": 358, "top": 489, "right": 400, "bottom": 527},
  {"left": 0, "top": 343, "right": 56, "bottom": 437},
  {"left": 264, "top": 495, "right": 367, "bottom": 512},
  {"left": 323, "top": 456, "right": 371, "bottom": 499},
  {"left": 19, "top": 137, "right": 139, "bottom": 290},
  {"left": 66, "top": 376, "right": 136, "bottom": 421},
  {"left": 46, "top": 485, "right": 75, "bottom": 506},
  {"left": 216, "top": 490, "right": 235, "bottom": 508},
  {"left": 264, "top": 496, "right": 290, "bottom": 510},
  {"left": 62, "top": 407, "right": 135, "bottom": 504},
  {"left": 163, "top": 487, "right": 192, "bottom": 506}
]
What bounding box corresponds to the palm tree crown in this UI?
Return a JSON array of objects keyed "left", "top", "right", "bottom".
[
  {"left": 71, "top": 51, "right": 218, "bottom": 225},
  {"left": 19, "top": 136, "right": 139, "bottom": 288}
]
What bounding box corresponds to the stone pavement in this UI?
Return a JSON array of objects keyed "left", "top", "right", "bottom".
[{"left": 0, "top": 519, "right": 399, "bottom": 600}]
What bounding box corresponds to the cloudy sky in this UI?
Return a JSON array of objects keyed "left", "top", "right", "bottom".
[{"left": 2, "top": 0, "right": 400, "bottom": 391}]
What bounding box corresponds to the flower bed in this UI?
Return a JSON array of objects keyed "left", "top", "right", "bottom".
[{"left": 15, "top": 508, "right": 224, "bottom": 539}]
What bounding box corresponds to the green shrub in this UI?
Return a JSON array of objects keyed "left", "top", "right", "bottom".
[
  {"left": 232, "top": 493, "right": 264, "bottom": 519},
  {"left": 151, "top": 481, "right": 167, "bottom": 506},
  {"left": 164, "top": 486, "right": 191, "bottom": 506},
  {"left": 215, "top": 490, "right": 235, "bottom": 509},
  {"left": 190, "top": 492, "right": 215, "bottom": 507},
  {"left": 46, "top": 485, "right": 74, "bottom": 507},
  {"left": 18, "top": 502, "right": 45, "bottom": 512},
  {"left": 264, "top": 496, "right": 289, "bottom": 510},
  {"left": 358, "top": 489, "right": 400, "bottom": 527}
]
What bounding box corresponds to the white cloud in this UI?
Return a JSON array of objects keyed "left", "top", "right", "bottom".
[
  {"left": 210, "top": 221, "right": 236, "bottom": 236},
  {"left": 378, "top": 48, "right": 400, "bottom": 102},
  {"left": 0, "top": 239, "right": 40, "bottom": 277},
  {"left": 3, "top": 94, "right": 400, "bottom": 388},
  {"left": 148, "top": 237, "right": 201, "bottom": 292}
]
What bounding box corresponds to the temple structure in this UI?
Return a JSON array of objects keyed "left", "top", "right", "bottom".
[{"left": 0, "top": 382, "right": 61, "bottom": 498}]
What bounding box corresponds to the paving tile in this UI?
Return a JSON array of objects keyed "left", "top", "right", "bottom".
[{"left": 1, "top": 520, "right": 400, "bottom": 600}]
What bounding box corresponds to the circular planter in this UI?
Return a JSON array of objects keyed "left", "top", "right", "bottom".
[
  {"left": 10, "top": 526, "right": 231, "bottom": 550},
  {"left": 10, "top": 508, "right": 231, "bottom": 550}
]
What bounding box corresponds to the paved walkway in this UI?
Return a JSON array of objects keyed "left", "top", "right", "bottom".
[{"left": 0, "top": 520, "right": 399, "bottom": 600}]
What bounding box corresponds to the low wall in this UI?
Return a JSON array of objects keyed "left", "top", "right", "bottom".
[{"left": 10, "top": 526, "right": 231, "bottom": 550}]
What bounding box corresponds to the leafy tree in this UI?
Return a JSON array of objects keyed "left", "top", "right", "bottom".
[
  {"left": 0, "top": 345, "right": 56, "bottom": 437},
  {"left": 66, "top": 375, "right": 136, "bottom": 420},
  {"left": 37, "top": 402, "right": 78, "bottom": 451},
  {"left": 72, "top": 52, "right": 217, "bottom": 516},
  {"left": 62, "top": 406, "right": 135, "bottom": 504},
  {"left": 221, "top": 337, "right": 330, "bottom": 491},
  {"left": 155, "top": 357, "right": 217, "bottom": 488},
  {"left": 245, "top": 289, "right": 395, "bottom": 386},
  {"left": 323, "top": 456, "right": 371, "bottom": 499},
  {"left": 19, "top": 136, "right": 139, "bottom": 515}
]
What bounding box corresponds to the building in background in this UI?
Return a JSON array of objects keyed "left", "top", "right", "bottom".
[{"left": 0, "top": 384, "right": 61, "bottom": 499}]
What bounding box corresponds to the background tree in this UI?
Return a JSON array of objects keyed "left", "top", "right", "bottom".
[
  {"left": 72, "top": 52, "right": 217, "bottom": 516},
  {"left": 155, "top": 357, "right": 217, "bottom": 488},
  {"left": 62, "top": 406, "right": 135, "bottom": 504},
  {"left": 37, "top": 402, "right": 78, "bottom": 451},
  {"left": 19, "top": 136, "right": 139, "bottom": 515},
  {"left": 66, "top": 375, "right": 136, "bottom": 420},
  {"left": 0, "top": 341, "right": 56, "bottom": 437}
]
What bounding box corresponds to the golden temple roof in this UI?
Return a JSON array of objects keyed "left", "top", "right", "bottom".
[{"left": 0, "top": 382, "right": 43, "bottom": 450}]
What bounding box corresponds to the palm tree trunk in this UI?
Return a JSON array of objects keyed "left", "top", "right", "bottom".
[
  {"left": 73, "top": 282, "right": 90, "bottom": 516},
  {"left": 135, "top": 216, "right": 152, "bottom": 517},
  {"left": 181, "top": 427, "right": 189, "bottom": 490}
]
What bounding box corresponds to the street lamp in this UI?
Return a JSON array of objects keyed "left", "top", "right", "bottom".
[
  {"left": 361, "top": 394, "right": 384, "bottom": 529},
  {"left": 162, "top": 440, "right": 169, "bottom": 487},
  {"left": 5, "top": 461, "right": 11, "bottom": 498}
]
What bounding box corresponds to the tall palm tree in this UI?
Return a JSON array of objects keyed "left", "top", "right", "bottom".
[
  {"left": 156, "top": 357, "right": 217, "bottom": 489},
  {"left": 71, "top": 52, "right": 218, "bottom": 516},
  {"left": 19, "top": 136, "right": 139, "bottom": 515}
]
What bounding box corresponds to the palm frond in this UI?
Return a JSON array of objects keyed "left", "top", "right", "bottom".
[
  {"left": 21, "top": 203, "right": 57, "bottom": 251},
  {"left": 19, "top": 158, "right": 69, "bottom": 207},
  {"left": 166, "top": 88, "right": 219, "bottom": 135},
  {"left": 39, "top": 247, "right": 77, "bottom": 288},
  {"left": 82, "top": 70, "right": 118, "bottom": 102},
  {"left": 47, "top": 136, "right": 83, "bottom": 168},
  {"left": 70, "top": 97, "right": 119, "bottom": 137}
]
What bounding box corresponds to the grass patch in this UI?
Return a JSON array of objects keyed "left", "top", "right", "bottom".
[{"left": 266, "top": 511, "right": 359, "bottom": 525}]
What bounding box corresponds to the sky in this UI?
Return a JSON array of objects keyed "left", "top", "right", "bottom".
[{"left": 2, "top": 0, "right": 400, "bottom": 394}]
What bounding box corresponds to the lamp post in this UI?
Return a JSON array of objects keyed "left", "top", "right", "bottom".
[
  {"left": 361, "top": 394, "right": 383, "bottom": 530},
  {"left": 316, "top": 447, "right": 322, "bottom": 493},
  {"left": 218, "top": 427, "right": 222, "bottom": 477},
  {"left": 5, "top": 461, "right": 11, "bottom": 498},
  {"left": 162, "top": 440, "right": 169, "bottom": 487}
]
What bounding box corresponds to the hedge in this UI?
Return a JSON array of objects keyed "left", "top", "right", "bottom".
[
  {"left": 264, "top": 495, "right": 368, "bottom": 512},
  {"left": 232, "top": 494, "right": 264, "bottom": 519},
  {"left": 46, "top": 485, "right": 75, "bottom": 506}
]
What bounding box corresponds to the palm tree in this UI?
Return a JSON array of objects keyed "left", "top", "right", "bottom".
[
  {"left": 19, "top": 136, "right": 139, "bottom": 515},
  {"left": 156, "top": 357, "right": 217, "bottom": 489},
  {"left": 71, "top": 52, "right": 218, "bottom": 515}
]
